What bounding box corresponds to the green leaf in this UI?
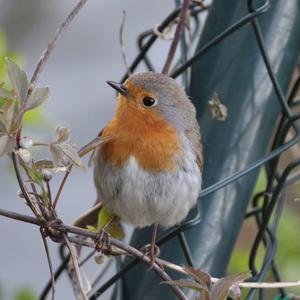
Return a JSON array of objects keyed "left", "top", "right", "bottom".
[
  {"left": 26, "top": 87, "right": 49, "bottom": 111},
  {"left": 27, "top": 162, "right": 44, "bottom": 185},
  {"left": 211, "top": 272, "right": 250, "bottom": 300},
  {"left": 6, "top": 58, "right": 28, "bottom": 103},
  {"left": 86, "top": 225, "right": 97, "bottom": 231},
  {"left": 97, "top": 207, "right": 124, "bottom": 239}
]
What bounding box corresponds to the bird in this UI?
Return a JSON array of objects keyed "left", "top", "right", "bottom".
[{"left": 74, "top": 71, "right": 203, "bottom": 261}]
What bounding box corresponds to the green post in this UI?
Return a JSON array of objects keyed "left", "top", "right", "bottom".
[{"left": 120, "top": 1, "right": 300, "bottom": 299}]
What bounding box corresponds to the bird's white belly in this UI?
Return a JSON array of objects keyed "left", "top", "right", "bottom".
[{"left": 94, "top": 148, "right": 201, "bottom": 228}]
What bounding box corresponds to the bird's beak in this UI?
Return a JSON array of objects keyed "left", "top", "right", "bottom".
[{"left": 106, "top": 81, "right": 129, "bottom": 96}]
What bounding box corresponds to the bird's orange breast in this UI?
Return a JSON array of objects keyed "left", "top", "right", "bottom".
[{"left": 100, "top": 96, "right": 181, "bottom": 173}]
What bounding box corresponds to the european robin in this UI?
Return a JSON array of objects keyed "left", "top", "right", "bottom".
[{"left": 75, "top": 71, "right": 203, "bottom": 260}]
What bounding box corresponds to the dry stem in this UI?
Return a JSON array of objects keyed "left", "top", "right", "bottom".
[{"left": 162, "top": 0, "right": 190, "bottom": 75}]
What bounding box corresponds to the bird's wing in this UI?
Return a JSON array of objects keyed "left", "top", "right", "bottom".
[{"left": 185, "top": 124, "right": 203, "bottom": 171}]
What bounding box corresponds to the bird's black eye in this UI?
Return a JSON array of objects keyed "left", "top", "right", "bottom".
[{"left": 142, "top": 96, "right": 157, "bottom": 107}]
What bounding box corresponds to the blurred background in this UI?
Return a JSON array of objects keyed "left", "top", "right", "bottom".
[{"left": 0, "top": 1, "right": 299, "bottom": 300}]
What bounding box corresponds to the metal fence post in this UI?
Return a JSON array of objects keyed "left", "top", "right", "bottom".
[{"left": 120, "top": 1, "right": 300, "bottom": 299}]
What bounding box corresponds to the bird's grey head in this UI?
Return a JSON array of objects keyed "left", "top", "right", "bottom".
[{"left": 125, "top": 72, "right": 197, "bottom": 132}]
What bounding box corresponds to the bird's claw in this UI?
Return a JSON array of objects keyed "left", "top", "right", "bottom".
[
  {"left": 140, "top": 243, "right": 161, "bottom": 268},
  {"left": 95, "top": 229, "right": 111, "bottom": 254}
]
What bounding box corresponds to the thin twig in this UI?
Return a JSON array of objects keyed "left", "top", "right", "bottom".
[
  {"left": 53, "top": 165, "right": 72, "bottom": 208},
  {"left": 40, "top": 230, "right": 55, "bottom": 300},
  {"left": 53, "top": 135, "right": 111, "bottom": 209},
  {"left": 12, "top": 151, "right": 43, "bottom": 220},
  {"left": 16, "top": 0, "right": 88, "bottom": 141},
  {"left": 90, "top": 258, "right": 114, "bottom": 289},
  {"left": 162, "top": 0, "right": 190, "bottom": 75},
  {"left": 28, "top": 0, "right": 88, "bottom": 98},
  {"left": 63, "top": 234, "right": 89, "bottom": 300},
  {"left": 119, "top": 11, "right": 131, "bottom": 76},
  {"left": 46, "top": 181, "right": 52, "bottom": 208}
]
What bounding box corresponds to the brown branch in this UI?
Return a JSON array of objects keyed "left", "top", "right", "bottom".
[
  {"left": 63, "top": 234, "right": 89, "bottom": 300},
  {"left": 0, "top": 208, "right": 188, "bottom": 300},
  {"left": 0, "top": 207, "right": 39, "bottom": 225},
  {"left": 40, "top": 230, "right": 55, "bottom": 300},
  {"left": 53, "top": 165, "right": 72, "bottom": 208},
  {"left": 12, "top": 151, "right": 44, "bottom": 221},
  {"left": 63, "top": 225, "right": 188, "bottom": 300},
  {"left": 1, "top": 208, "right": 300, "bottom": 290},
  {"left": 161, "top": 0, "right": 190, "bottom": 75}
]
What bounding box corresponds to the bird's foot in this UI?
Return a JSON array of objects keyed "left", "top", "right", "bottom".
[
  {"left": 140, "top": 243, "right": 161, "bottom": 268},
  {"left": 95, "top": 229, "right": 111, "bottom": 254}
]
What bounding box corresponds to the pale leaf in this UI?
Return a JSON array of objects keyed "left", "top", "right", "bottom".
[
  {"left": 6, "top": 58, "right": 28, "bottom": 103},
  {"left": 94, "top": 254, "right": 106, "bottom": 264},
  {"left": 35, "top": 159, "right": 54, "bottom": 171},
  {"left": 49, "top": 143, "right": 63, "bottom": 167},
  {"left": 2, "top": 100, "right": 21, "bottom": 133},
  {"left": 228, "top": 284, "right": 242, "bottom": 300},
  {"left": 17, "top": 148, "right": 31, "bottom": 164},
  {"left": 53, "top": 126, "right": 70, "bottom": 144},
  {"left": 78, "top": 135, "right": 112, "bottom": 158},
  {"left": 26, "top": 86, "right": 49, "bottom": 111},
  {"left": 183, "top": 265, "right": 211, "bottom": 289},
  {"left": 196, "top": 290, "right": 211, "bottom": 300},
  {"left": 211, "top": 272, "right": 250, "bottom": 300},
  {"left": 0, "top": 135, "right": 16, "bottom": 156},
  {"left": 0, "top": 120, "right": 6, "bottom": 133},
  {"left": 162, "top": 279, "right": 206, "bottom": 292},
  {"left": 57, "top": 143, "right": 85, "bottom": 170},
  {"left": 0, "top": 86, "right": 13, "bottom": 99}
]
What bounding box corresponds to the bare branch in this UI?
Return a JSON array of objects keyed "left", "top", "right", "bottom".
[
  {"left": 119, "top": 11, "right": 131, "bottom": 76},
  {"left": 63, "top": 234, "right": 89, "bottom": 300},
  {"left": 0, "top": 208, "right": 39, "bottom": 225},
  {"left": 28, "top": 0, "right": 88, "bottom": 97},
  {"left": 12, "top": 151, "right": 44, "bottom": 220},
  {"left": 1, "top": 208, "right": 300, "bottom": 290},
  {"left": 40, "top": 230, "right": 55, "bottom": 300},
  {"left": 162, "top": 0, "right": 190, "bottom": 75},
  {"left": 53, "top": 165, "right": 72, "bottom": 208}
]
